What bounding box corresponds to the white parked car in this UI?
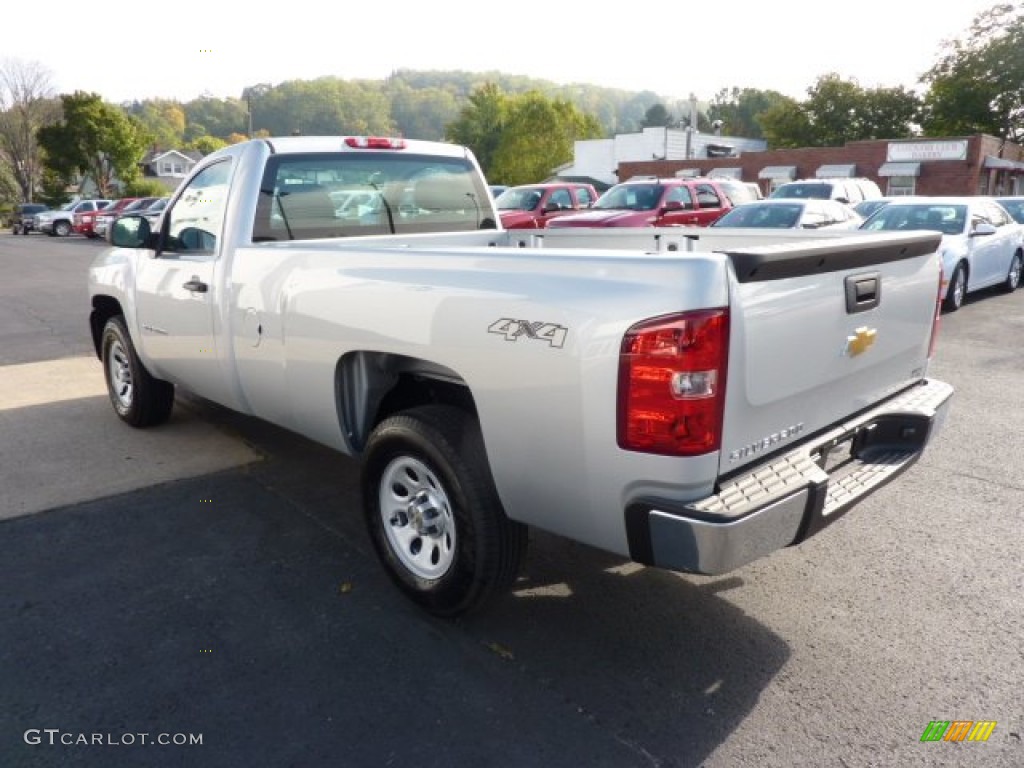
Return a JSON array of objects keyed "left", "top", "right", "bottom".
[
  {"left": 770, "top": 178, "right": 883, "bottom": 206},
  {"left": 711, "top": 198, "right": 862, "bottom": 230},
  {"left": 859, "top": 196, "right": 1024, "bottom": 311}
]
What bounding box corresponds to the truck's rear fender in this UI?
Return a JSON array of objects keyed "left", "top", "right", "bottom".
[{"left": 336, "top": 351, "right": 476, "bottom": 454}]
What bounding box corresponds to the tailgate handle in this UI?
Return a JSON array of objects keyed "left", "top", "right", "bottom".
[{"left": 845, "top": 272, "right": 880, "bottom": 314}]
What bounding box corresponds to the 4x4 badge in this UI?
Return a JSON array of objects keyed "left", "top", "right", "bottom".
[{"left": 488, "top": 318, "right": 568, "bottom": 348}]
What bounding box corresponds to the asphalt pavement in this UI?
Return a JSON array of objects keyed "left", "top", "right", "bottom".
[{"left": 1, "top": 231, "right": 1021, "bottom": 768}]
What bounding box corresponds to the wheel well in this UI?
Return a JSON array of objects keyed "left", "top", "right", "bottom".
[
  {"left": 336, "top": 351, "right": 476, "bottom": 454},
  {"left": 90, "top": 296, "right": 124, "bottom": 358}
]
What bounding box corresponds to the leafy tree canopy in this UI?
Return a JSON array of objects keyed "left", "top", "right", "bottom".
[
  {"left": 447, "top": 86, "right": 602, "bottom": 185},
  {"left": 759, "top": 74, "right": 921, "bottom": 148},
  {"left": 38, "top": 91, "right": 148, "bottom": 198},
  {"left": 920, "top": 1, "right": 1024, "bottom": 141}
]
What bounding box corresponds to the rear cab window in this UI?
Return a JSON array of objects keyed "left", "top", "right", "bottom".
[{"left": 253, "top": 152, "right": 495, "bottom": 241}]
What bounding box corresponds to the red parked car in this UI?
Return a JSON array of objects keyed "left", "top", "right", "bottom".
[
  {"left": 546, "top": 176, "right": 755, "bottom": 229},
  {"left": 495, "top": 182, "right": 598, "bottom": 229},
  {"left": 91, "top": 198, "right": 141, "bottom": 239},
  {"left": 72, "top": 200, "right": 115, "bottom": 238}
]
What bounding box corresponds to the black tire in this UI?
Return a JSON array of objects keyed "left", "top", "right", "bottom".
[
  {"left": 942, "top": 262, "right": 966, "bottom": 312},
  {"left": 100, "top": 315, "right": 175, "bottom": 427},
  {"left": 11, "top": 224, "right": 19, "bottom": 235},
  {"left": 1004, "top": 252, "right": 1022, "bottom": 293},
  {"left": 362, "top": 405, "right": 528, "bottom": 617},
  {"left": 53, "top": 219, "right": 71, "bottom": 237}
]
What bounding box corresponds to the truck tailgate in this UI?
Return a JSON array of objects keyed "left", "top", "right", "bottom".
[{"left": 718, "top": 232, "right": 943, "bottom": 478}]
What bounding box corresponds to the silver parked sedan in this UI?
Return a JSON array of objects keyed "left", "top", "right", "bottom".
[{"left": 710, "top": 198, "right": 863, "bottom": 230}]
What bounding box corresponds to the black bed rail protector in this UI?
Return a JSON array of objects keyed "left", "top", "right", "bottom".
[{"left": 726, "top": 231, "right": 942, "bottom": 283}]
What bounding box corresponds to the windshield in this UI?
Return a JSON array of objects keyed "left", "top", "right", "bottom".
[
  {"left": 998, "top": 198, "right": 1024, "bottom": 224},
  {"left": 860, "top": 203, "right": 967, "bottom": 236},
  {"left": 771, "top": 183, "right": 832, "bottom": 200},
  {"left": 713, "top": 202, "right": 802, "bottom": 228},
  {"left": 495, "top": 188, "right": 543, "bottom": 212},
  {"left": 594, "top": 183, "right": 661, "bottom": 211}
]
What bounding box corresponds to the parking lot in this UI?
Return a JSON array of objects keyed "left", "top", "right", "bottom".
[{"left": 1, "top": 231, "right": 1021, "bottom": 768}]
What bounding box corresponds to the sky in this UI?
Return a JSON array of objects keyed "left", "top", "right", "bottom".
[{"left": 2, "top": 0, "right": 1003, "bottom": 106}]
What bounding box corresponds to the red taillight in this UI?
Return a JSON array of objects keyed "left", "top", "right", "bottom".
[
  {"left": 617, "top": 309, "right": 729, "bottom": 456},
  {"left": 344, "top": 136, "right": 406, "bottom": 149},
  {"left": 928, "top": 264, "right": 943, "bottom": 358}
]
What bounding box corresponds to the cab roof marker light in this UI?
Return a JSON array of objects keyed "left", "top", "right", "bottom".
[{"left": 344, "top": 137, "right": 407, "bottom": 150}]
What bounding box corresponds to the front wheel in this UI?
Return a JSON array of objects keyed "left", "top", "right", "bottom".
[
  {"left": 53, "top": 220, "right": 71, "bottom": 237},
  {"left": 943, "top": 263, "right": 966, "bottom": 312},
  {"left": 1004, "top": 252, "right": 1022, "bottom": 293},
  {"left": 100, "top": 315, "right": 175, "bottom": 427},
  {"left": 362, "top": 405, "right": 528, "bottom": 617}
]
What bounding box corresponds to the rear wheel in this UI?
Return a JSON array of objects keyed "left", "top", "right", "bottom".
[
  {"left": 362, "top": 405, "right": 528, "bottom": 617},
  {"left": 100, "top": 315, "right": 175, "bottom": 427},
  {"left": 1004, "top": 252, "right": 1022, "bottom": 293},
  {"left": 943, "top": 263, "right": 966, "bottom": 312}
]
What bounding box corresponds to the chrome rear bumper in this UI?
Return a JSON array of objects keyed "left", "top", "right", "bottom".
[{"left": 626, "top": 378, "right": 954, "bottom": 575}]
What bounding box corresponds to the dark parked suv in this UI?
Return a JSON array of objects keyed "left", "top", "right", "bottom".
[{"left": 11, "top": 203, "right": 48, "bottom": 235}]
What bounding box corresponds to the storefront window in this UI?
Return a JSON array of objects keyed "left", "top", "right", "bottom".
[{"left": 887, "top": 176, "right": 917, "bottom": 196}]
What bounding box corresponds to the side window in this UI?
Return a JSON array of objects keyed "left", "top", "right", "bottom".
[
  {"left": 982, "top": 201, "right": 1009, "bottom": 227},
  {"left": 575, "top": 187, "right": 594, "bottom": 207},
  {"left": 164, "top": 160, "right": 233, "bottom": 254},
  {"left": 549, "top": 189, "right": 572, "bottom": 209},
  {"left": 664, "top": 185, "right": 693, "bottom": 208},
  {"left": 694, "top": 184, "right": 722, "bottom": 209}
]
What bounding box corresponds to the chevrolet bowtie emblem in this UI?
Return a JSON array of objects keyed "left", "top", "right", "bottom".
[{"left": 846, "top": 326, "right": 877, "bottom": 357}]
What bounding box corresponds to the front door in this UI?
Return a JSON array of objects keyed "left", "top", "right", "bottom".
[{"left": 134, "top": 159, "right": 234, "bottom": 404}]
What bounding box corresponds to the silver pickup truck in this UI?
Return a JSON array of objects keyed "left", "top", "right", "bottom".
[{"left": 88, "top": 136, "right": 953, "bottom": 616}]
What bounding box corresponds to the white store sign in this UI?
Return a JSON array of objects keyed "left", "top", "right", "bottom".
[{"left": 887, "top": 140, "right": 968, "bottom": 162}]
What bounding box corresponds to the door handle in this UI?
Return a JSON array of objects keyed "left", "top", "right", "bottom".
[{"left": 183, "top": 278, "right": 208, "bottom": 293}]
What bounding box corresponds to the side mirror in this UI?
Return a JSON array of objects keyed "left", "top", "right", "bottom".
[
  {"left": 109, "top": 215, "right": 152, "bottom": 247},
  {"left": 970, "top": 221, "right": 996, "bottom": 237},
  {"left": 661, "top": 200, "right": 684, "bottom": 212}
]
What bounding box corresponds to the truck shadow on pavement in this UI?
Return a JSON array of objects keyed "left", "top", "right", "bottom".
[{"left": 1, "top": 395, "right": 789, "bottom": 768}]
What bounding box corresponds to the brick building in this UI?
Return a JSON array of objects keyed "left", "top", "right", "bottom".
[{"left": 616, "top": 134, "right": 1024, "bottom": 198}]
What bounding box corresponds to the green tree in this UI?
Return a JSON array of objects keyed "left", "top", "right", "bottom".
[
  {"left": 183, "top": 95, "right": 247, "bottom": 141},
  {"left": 758, "top": 96, "right": 814, "bottom": 148},
  {"left": 187, "top": 135, "right": 228, "bottom": 155},
  {"left": 251, "top": 78, "right": 393, "bottom": 137},
  {"left": 759, "top": 75, "right": 921, "bottom": 148},
  {"left": 387, "top": 83, "right": 460, "bottom": 140},
  {"left": 0, "top": 58, "right": 60, "bottom": 202},
  {"left": 127, "top": 99, "right": 186, "bottom": 150},
  {"left": 803, "top": 74, "right": 869, "bottom": 146},
  {"left": 708, "top": 87, "right": 792, "bottom": 139},
  {"left": 860, "top": 85, "right": 921, "bottom": 139},
  {"left": 445, "top": 83, "right": 508, "bottom": 173},
  {"left": 641, "top": 103, "right": 675, "bottom": 128},
  {"left": 124, "top": 178, "right": 169, "bottom": 197},
  {"left": 37, "top": 92, "right": 148, "bottom": 198},
  {"left": 920, "top": 2, "right": 1024, "bottom": 141},
  {"left": 489, "top": 91, "right": 603, "bottom": 185}
]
